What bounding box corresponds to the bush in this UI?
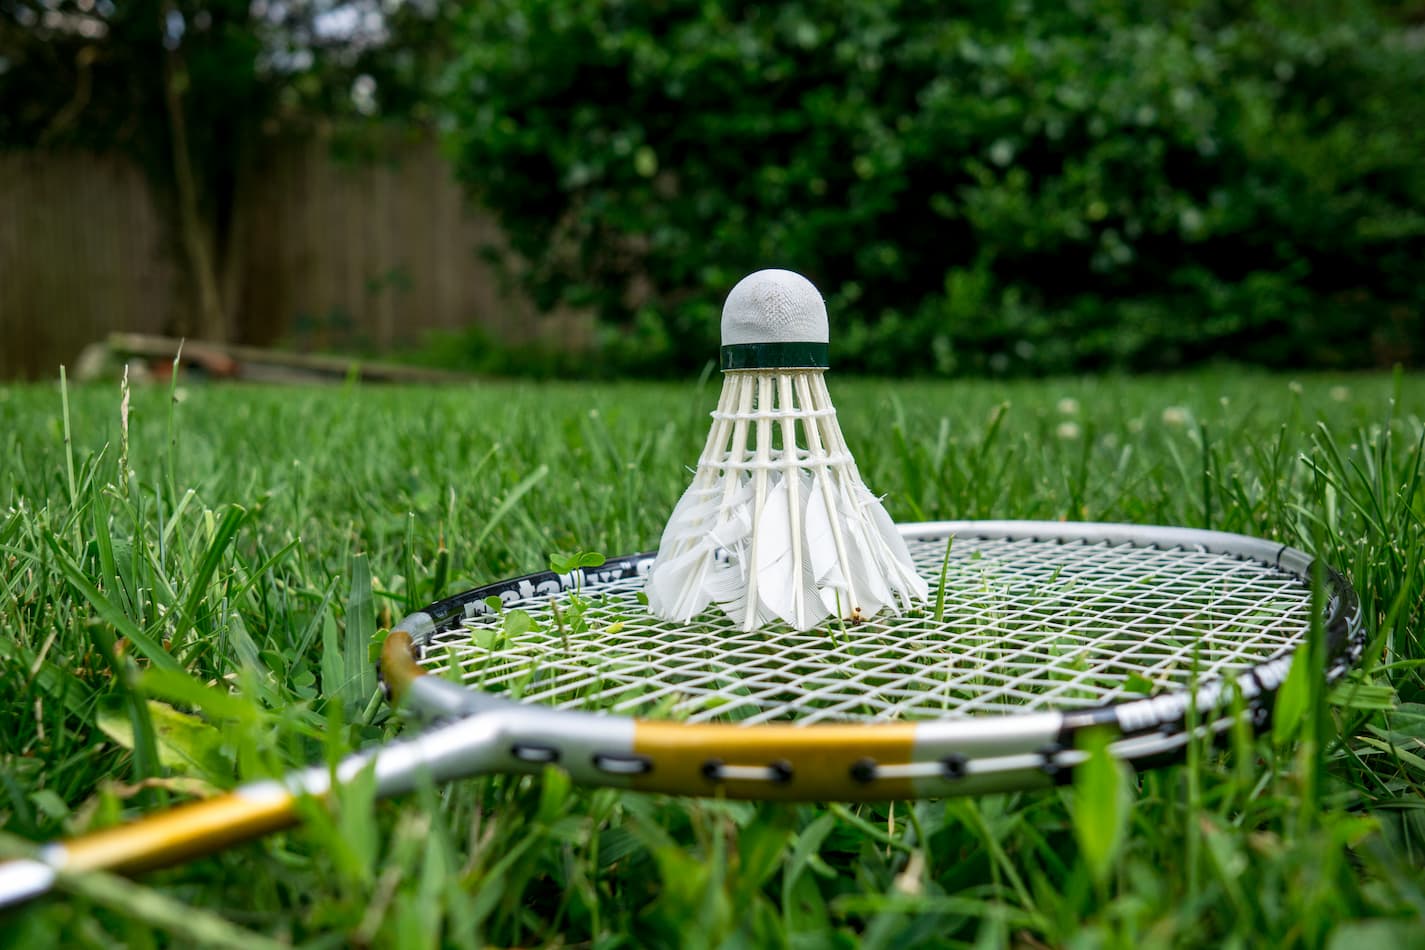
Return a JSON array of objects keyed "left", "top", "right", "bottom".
[{"left": 440, "top": 0, "right": 1425, "bottom": 376}]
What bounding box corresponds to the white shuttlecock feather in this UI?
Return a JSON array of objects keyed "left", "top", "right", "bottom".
[{"left": 646, "top": 269, "right": 929, "bottom": 631}]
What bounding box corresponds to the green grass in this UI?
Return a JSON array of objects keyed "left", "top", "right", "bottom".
[{"left": 0, "top": 368, "right": 1423, "bottom": 947}]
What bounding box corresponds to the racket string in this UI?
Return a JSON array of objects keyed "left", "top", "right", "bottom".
[{"left": 419, "top": 536, "right": 1315, "bottom": 724}]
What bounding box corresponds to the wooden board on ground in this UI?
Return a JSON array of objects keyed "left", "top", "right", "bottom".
[{"left": 76, "top": 333, "right": 473, "bottom": 385}]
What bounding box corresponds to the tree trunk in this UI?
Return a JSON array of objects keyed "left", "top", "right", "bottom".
[{"left": 160, "top": 17, "right": 227, "bottom": 342}]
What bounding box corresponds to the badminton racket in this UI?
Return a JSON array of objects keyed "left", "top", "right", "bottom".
[{"left": 0, "top": 520, "right": 1365, "bottom": 907}]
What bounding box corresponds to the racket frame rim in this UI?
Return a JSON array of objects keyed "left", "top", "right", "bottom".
[{"left": 379, "top": 519, "right": 1366, "bottom": 801}]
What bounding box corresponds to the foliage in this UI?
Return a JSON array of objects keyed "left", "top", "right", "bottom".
[
  {"left": 0, "top": 0, "right": 453, "bottom": 338},
  {"left": 0, "top": 0, "right": 449, "bottom": 149},
  {"left": 0, "top": 370, "right": 1422, "bottom": 943},
  {"left": 441, "top": 0, "right": 1425, "bottom": 376},
  {"left": 397, "top": 324, "right": 598, "bottom": 380}
]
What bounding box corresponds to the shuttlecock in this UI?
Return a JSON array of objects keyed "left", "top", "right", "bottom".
[{"left": 646, "top": 269, "right": 929, "bottom": 631}]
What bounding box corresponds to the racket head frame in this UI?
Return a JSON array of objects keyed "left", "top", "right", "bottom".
[{"left": 381, "top": 520, "right": 1366, "bottom": 801}]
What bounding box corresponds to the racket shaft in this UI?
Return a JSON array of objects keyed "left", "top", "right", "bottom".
[
  {"left": 0, "top": 715, "right": 505, "bottom": 908},
  {"left": 0, "top": 786, "right": 301, "bottom": 909},
  {"left": 57, "top": 787, "right": 301, "bottom": 874}
]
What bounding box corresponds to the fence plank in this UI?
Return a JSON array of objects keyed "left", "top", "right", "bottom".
[
  {"left": 0, "top": 151, "right": 177, "bottom": 380},
  {"left": 0, "top": 135, "right": 580, "bottom": 381}
]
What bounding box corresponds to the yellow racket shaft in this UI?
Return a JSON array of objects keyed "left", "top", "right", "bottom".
[
  {"left": 0, "top": 785, "right": 300, "bottom": 906},
  {"left": 0, "top": 703, "right": 508, "bottom": 908},
  {"left": 49, "top": 787, "right": 300, "bottom": 874}
]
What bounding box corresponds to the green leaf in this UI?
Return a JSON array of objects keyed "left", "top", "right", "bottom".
[
  {"left": 30, "top": 789, "right": 70, "bottom": 821},
  {"left": 783, "top": 810, "right": 837, "bottom": 912},
  {"left": 344, "top": 553, "right": 378, "bottom": 714},
  {"left": 1328, "top": 680, "right": 1397, "bottom": 711},
  {"left": 137, "top": 668, "right": 260, "bottom": 725},
  {"left": 737, "top": 807, "right": 793, "bottom": 897},
  {"left": 472, "top": 464, "right": 549, "bottom": 554},
  {"left": 1123, "top": 672, "right": 1155, "bottom": 695},
  {"left": 168, "top": 505, "right": 248, "bottom": 650},
  {"left": 1358, "top": 737, "right": 1425, "bottom": 778},
  {"left": 320, "top": 607, "right": 346, "bottom": 710},
  {"left": 40, "top": 531, "right": 182, "bottom": 675},
  {"left": 97, "top": 699, "right": 231, "bottom": 777},
  {"left": 334, "top": 758, "right": 380, "bottom": 888},
  {"left": 504, "top": 609, "right": 534, "bottom": 637},
  {"left": 1071, "top": 726, "right": 1133, "bottom": 885},
  {"left": 1326, "top": 920, "right": 1425, "bottom": 950},
  {"left": 1273, "top": 652, "right": 1310, "bottom": 747},
  {"left": 548, "top": 550, "right": 606, "bottom": 574},
  {"left": 535, "top": 765, "right": 572, "bottom": 825},
  {"left": 467, "top": 835, "right": 540, "bottom": 928}
]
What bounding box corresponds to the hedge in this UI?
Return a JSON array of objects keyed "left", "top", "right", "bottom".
[{"left": 441, "top": 0, "right": 1425, "bottom": 376}]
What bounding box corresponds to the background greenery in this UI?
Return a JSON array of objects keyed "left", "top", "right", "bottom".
[
  {"left": 0, "top": 371, "right": 1422, "bottom": 945},
  {"left": 442, "top": 0, "right": 1425, "bottom": 377},
  {"left": 3, "top": 1, "right": 1421, "bottom": 376}
]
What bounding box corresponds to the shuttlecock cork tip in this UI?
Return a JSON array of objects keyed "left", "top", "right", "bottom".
[{"left": 720, "top": 269, "right": 830, "bottom": 371}]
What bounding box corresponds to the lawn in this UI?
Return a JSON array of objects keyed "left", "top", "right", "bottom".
[{"left": 0, "top": 369, "right": 1422, "bottom": 947}]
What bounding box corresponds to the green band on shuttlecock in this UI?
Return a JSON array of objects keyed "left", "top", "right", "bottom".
[{"left": 720, "top": 342, "right": 830, "bottom": 371}]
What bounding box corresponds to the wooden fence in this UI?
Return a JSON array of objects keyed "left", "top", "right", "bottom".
[
  {"left": 0, "top": 136, "right": 582, "bottom": 381},
  {"left": 0, "top": 151, "right": 176, "bottom": 380}
]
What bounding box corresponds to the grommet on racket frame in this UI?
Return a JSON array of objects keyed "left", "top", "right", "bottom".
[{"left": 0, "top": 519, "right": 1365, "bottom": 908}]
